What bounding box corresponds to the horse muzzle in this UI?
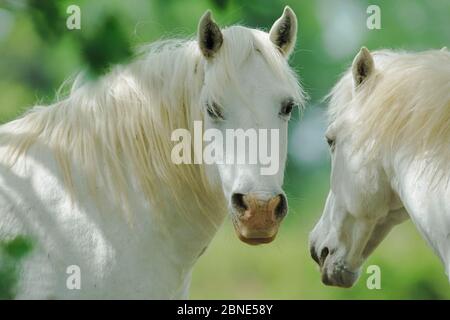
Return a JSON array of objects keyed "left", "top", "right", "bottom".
[
  {"left": 231, "top": 192, "right": 287, "bottom": 245},
  {"left": 321, "top": 263, "right": 360, "bottom": 288},
  {"left": 310, "top": 243, "right": 360, "bottom": 288}
]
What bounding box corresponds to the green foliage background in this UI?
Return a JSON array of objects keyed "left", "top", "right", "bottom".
[{"left": 0, "top": 0, "right": 449, "bottom": 299}]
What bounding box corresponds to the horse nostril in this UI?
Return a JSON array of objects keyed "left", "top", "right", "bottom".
[
  {"left": 274, "top": 194, "right": 287, "bottom": 218},
  {"left": 231, "top": 193, "right": 248, "bottom": 212},
  {"left": 319, "top": 247, "right": 330, "bottom": 266}
]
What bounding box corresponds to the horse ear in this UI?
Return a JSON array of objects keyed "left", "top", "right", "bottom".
[
  {"left": 352, "top": 47, "right": 375, "bottom": 87},
  {"left": 269, "top": 6, "right": 297, "bottom": 57},
  {"left": 198, "top": 10, "right": 223, "bottom": 59}
]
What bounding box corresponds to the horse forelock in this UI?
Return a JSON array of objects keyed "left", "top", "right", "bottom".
[{"left": 204, "top": 26, "right": 304, "bottom": 107}]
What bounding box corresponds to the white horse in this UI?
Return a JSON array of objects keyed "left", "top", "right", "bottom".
[
  {"left": 0, "top": 7, "right": 304, "bottom": 299},
  {"left": 310, "top": 47, "right": 450, "bottom": 287}
]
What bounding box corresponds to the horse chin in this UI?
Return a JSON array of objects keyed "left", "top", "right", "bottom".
[
  {"left": 237, "top": 233, "right": 277, "bottom": 245},
  {"left": 232, "top": 222, "right": 278, "bottom": 245},
  {"left": 321, "top": 259, "right": 361, "bottom": 288}
]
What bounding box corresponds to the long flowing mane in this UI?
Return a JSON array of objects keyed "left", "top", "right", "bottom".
[
  {"left": 328, "top": 49, "right": 450, "bottom": 183},
  {"left": 0, "top": 26, "right": 302, "bottom": 230}
]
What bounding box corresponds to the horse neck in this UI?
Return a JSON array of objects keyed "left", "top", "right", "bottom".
[
  {"left": 123, "top": 46, "right": 228, "bottom": 268},
  {"left": 388, "top": 152, "right": 450, "bottom": 273}
]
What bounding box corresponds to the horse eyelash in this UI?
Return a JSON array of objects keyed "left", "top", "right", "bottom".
[
  {"left": 206, "top": 101, "right": 225, "bottom": 120},
  {"left": 326, "top": 136, "right": 336, "bottom": 151},
  {"left": 279, "top": 99, "right": 296, "bottom": 119}
]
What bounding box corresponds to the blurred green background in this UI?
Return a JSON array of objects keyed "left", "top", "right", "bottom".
[{"left": 0, "top": 0, "right": 449, "bottom": 299}]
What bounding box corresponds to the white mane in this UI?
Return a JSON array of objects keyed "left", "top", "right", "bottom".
[
  {"left": 328, "top": 49, "right": 450, "bottom": 183},
  {"left": 0, "top": 25, "right": 302, "bottom": 228}
]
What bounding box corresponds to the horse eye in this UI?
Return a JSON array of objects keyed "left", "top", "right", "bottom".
[
  {"left": 206, "top": 102, "right": 224, "bottom": 120},
  {"left": 326, "top": 136, "right": 335, "bottom": 150},
  {"left": 279, "top": 99, "right": 296, "bottom": 117}
]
